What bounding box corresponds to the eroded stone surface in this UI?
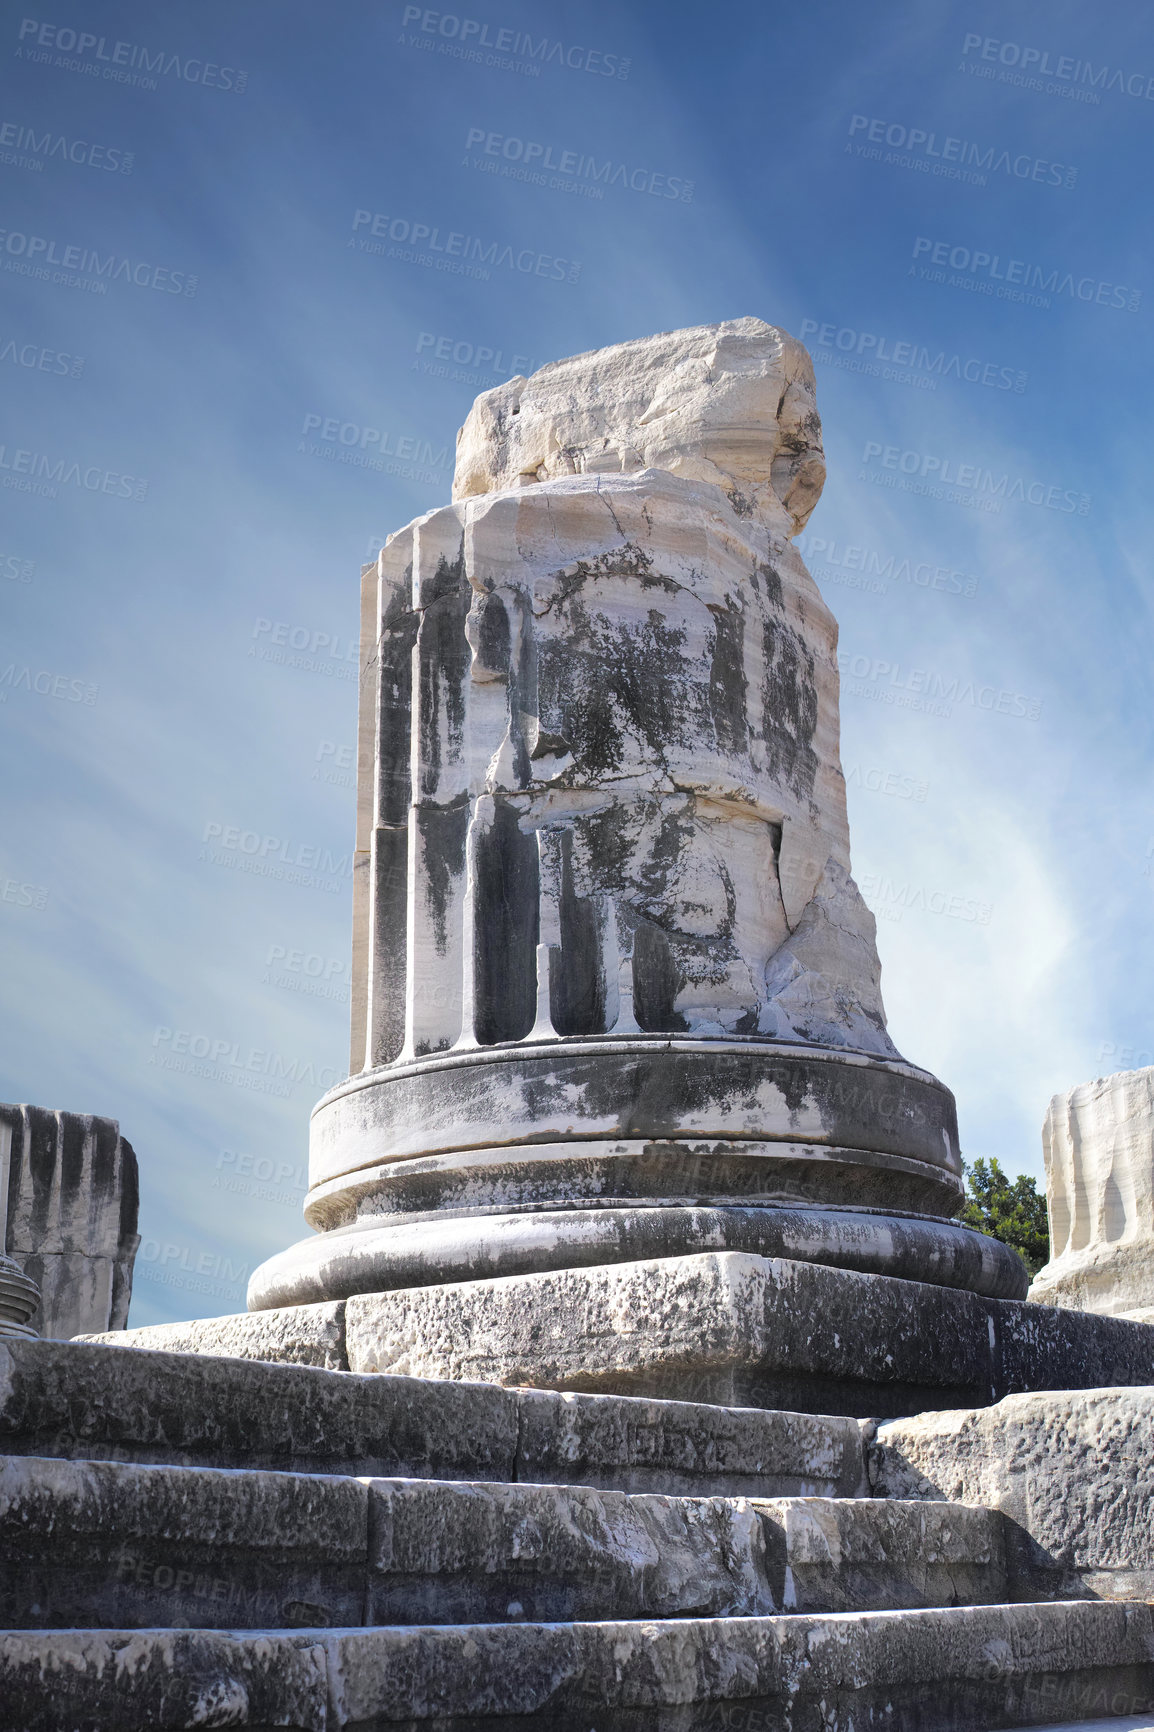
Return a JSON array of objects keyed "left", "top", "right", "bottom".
[
  {"left": 1031, "top": 1067, "right": 1154, "bottom": 1315},
  {"left": 344, "top": 1250, "right": 1154, "bottom": 1418},
  {"left": 0, "top": 1337, "right": 870, "bottom": 1496},
  {"left": 0, "top": 1449, "right": 1006, "bottom": 1629},
  {"left": 0, "top": 1103, "right": 139, "bottom": 1339},
  {"left": 251, "top": 319, "right": 983, "bottom": 1315},
  {"left": 81, "top": 1300, "right": 346, "bottom": 1368},
  {"left": 452, "top": 317, "right": 826, "bottom": 534},
  {"left": 0, "top": 1455, "right": 368, "bottom": 1631},
  {"left": 870, "top": 1387, "right": 1154, "bottom": 1602},
  {"left": 2, "top": 1603, "right": 1153, "bottom": 1729}
]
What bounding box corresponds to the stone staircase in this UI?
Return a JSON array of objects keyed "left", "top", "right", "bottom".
[{"left": 2, "top": 1337, "right": 1153, "bottom": 1729}]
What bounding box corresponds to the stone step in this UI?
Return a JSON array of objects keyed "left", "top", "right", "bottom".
[
  {"left": 88, "top": 1249, "right": 1154, "bottom": 1419},
  {"left": 0, "top": 1336, "right": 868, "bottom": 1497},
  {"left": 2, "top": 1602, "right": 1152, "bottom": 1729},
  {"left": 870, "top": 1387, "right": 1154, "bottom": 1603},
  {"left": 0, "top": 1453, "right": 1005, "bottom": 1630}
]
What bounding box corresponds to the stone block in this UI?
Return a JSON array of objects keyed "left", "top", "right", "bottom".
[
  {"left": 870, "top": 1385, "right": 1154, "bottom": 1601},
  {"left": 0, "top": 1338, "right": 872, "bottom": 1497},
  {"left": 0, "top": 1103, "right": 139, "bottom": 1339},
  {"left": 344, "top": 1249, "right": 1154, "bottom": 1418},
  {"left": 755, "top": 1495, "right": 1003, "bottom": 1614},
  {"left": 82, "top": 1299, "right": 347, "bottom": 1368},
  {"left": 514, "top": 1384, "right": 868, "bottom": 1496},
  {"left": 0, "top": 1629, "right": 329, "bottom": 1731},
  {"left": 0, "top": 1448, "right": 1005, "bottom": 1630},
  {"left": 2, "top": 1603, "right": 1153, "bottom": 1729},
  {"left": 0, "top": 1455, "right": 367, "bottom": 1630},
  {"left": 0, "top": 1337, "right": 520, "bottom": 1479},
  {"left": 366, "top": 1477, "right": 771, "bottom": 1624},
  {"left": 345, "top": 1249, "right": 993, "bottom": 1416}
]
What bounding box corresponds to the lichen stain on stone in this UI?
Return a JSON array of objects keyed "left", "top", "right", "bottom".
[
  {"left": 416, "top": 552, "right": 470, "bottom": 802},
  {"left": 420, "top": 795, "right": 468, "bottom": 957},
  {"left": 707, "top": 605, "right": 748, "bottom": 758},
  {"left": 537, "top": 601, "right": 695, "bottom": 783},
  {"left": 761, "top": 617, "right": 819, "bottom": 799}
]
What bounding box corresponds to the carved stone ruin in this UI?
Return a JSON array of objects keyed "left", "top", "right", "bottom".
[
  {"left": 17, "top": 321, "right": 1154, "bottom": 1728},
  {"left": 0, "top": 1103, "right": 139, "bottom": 1339},
  {"left": 1030, "top": 1066, "right": 1154, "bottom": 1321},
  {"left": 247, "top": 317, "right": 1026, "bottom": 1349}
]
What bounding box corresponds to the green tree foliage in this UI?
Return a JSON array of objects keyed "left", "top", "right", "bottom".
[{"left": 960, "top": 1157, "right": 1050, "bottom": 1277}]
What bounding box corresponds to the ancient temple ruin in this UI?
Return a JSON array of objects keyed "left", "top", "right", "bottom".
[
  {"left": 246, "top": 319, "right": 1025, "bottom": 1351},
  {"left": 8, "top": 321, "right": 1154, "bottom": 1728}
]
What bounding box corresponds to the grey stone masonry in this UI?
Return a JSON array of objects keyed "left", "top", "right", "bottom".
[
  {"left": 0, "top": 1454, "right": 1006, "bottom": 1629},
  {"left": 1, "top": 1103, "right": 139, "bottom": 1339},
  {"left": 0, "top": 1336, "right": 869, "bottom": 1497},
  {"left": 102, "top": 1251, "right": 1154, "bottom": 1419},
  {"left": 870, "top": 1386, "right": 1154, "bottom": 1602},
  {"left": 1, "top": 1603, "right": 1153, "bottom": 1730}
]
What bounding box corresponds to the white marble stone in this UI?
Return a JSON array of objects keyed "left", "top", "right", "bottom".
[
  {"left": 1030, "top": 1067, "right": 1154, "bottom": 1315},
  {"left": 452, "top": 316, "right": 826, "bottom": 535}
]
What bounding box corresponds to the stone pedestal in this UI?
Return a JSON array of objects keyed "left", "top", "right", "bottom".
[
  {"left": 248, "top": 319, "right": 1022, "bottom": 1346},
  {"left": 1029, "top": 1068, "right": 1154, "bottom": 1318}
]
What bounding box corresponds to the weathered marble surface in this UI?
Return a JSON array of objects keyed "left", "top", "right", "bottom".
[
  {"left": 341, "top": 1250, "right": 1154, "bottom": 1419},
  {"left": 0, "top": 1451, "right": 1006, "bottom": 1629},
  {"left": 452, "top": 317, "right": 827, "bottom": 533},
  {"left": 1, "top": 1102, "right": 139, "bottom": 1338},
  {"left": 1031, "top": 1067, "right": 1154, "bottom": 1315},
  {"left": 81, "top": 1299, "right": 348, "bottom": 1369},
  {"left": 870, "top": 1386, "right": 1154, "bottom": 1602},
  {"left": 2, "top": 1603, "right": 1152, "bottom": 1730},
  {"left": 252, "top": 319, "right": 1010, "bottom": 1316},
  {"left": 5, "top": 1336, "right": 869, "bottom": 1497},
  {"left": 249, "top": 1198, "right": 1028, "bottom": 1312}
]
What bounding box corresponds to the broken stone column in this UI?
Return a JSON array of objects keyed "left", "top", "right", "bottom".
[
  {"left": 1029, "top": 1067, "right": 1154, "bottom": 1320},
  {"left": 248, "top": 318, "right": 1025, "bottom": 1343},
  {"left": 0, "top": 1104, "right": 140, "bottom": 1339}
]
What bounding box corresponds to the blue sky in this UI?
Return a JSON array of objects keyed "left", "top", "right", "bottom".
[{"left": 2, "top": 0, "right": 1152, "bottom": 1326}]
